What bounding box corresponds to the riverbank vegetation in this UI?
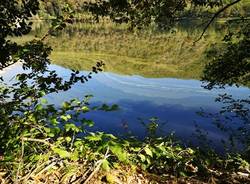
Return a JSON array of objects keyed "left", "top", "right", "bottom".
[{"left": 1, "top": 0, "right": 250, "bottom": 183}]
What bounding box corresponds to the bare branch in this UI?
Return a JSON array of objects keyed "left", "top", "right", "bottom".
[
  {"left": 195, "top": 0, "right": 242, "bottom": 43},
  {"left": 22, "top": 137, "right": 53, "bottom": 147}
]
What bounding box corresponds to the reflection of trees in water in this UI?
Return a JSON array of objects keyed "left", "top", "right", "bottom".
[
  {"left": 196, "top": 18, "right": 250, "bottom": 154},
  {"left": 197, "top": 93, "right": 250, "bottom": 152}
]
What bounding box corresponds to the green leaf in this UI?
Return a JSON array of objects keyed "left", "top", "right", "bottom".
[
  {"left": 48, "top": 133, "right": 55, "bottom": 137},
  {"left": 61, "top": 114, "right": 71, "bottom": 121},
  {"left": 40, "top": 98, "right": 48, "bottom": 104},
  {"left": 139, "top": 154, "right": 146, "bottom": 162},
  {"left": 38, "top": 90, "right": 46, "bottom": 97},
  {"left": 131, "top": 147, "right": 141, "bottom": 152},
  {"left": 144, "top": 147, "right": 153, "bottom": 157},
  {"left": 35, "top": 104, "right": 43, "bottom": 111},
  {"left": 105, "top": 134, "right": 117, "bottom": 140},
  {"left": 101, "top": 159, "right": 110, "bottom": 171},
  {"left": 70, "top": 151, "right": 79, "bottom": 161},
  {"left": 62, "top": 102, "right": 70, "bottom": 109},
  {"left": 65, "top": 123, "right": 80, "bottom": 133},
  {"left": 74, "top": 140, "right": 83, "bottom": 148},
  {"left": 22, "top": 48, "right": 30, "bottom": 52},
  {"left": 53, "top": 147, "right": 71, "bottom": 158},
  {"left": 86, "top": 134, "right": 102, "bottom": 141},
  {"left": 51, "top": 118, "right": 58, "bottom": 125},
  {"left": 110, "top": 145, "right": 127, "bottom": 162},
  {"left": 83, "top": 119, "right": 94, "bottom": 127},
  {"left": 44, "top": 127, "right": 51, "bottom": 133},
  {"left": 65, "top": 136, "right": 72, "bottom": 143},
  {"left": 179, "top": 171, "right": 187, "bottom": 177},
  {"left": 81, "top": 106, "right": 89, "bottom": 112},
  {"left": 57, "top": 137, "right": 64, "bottom": 141}
]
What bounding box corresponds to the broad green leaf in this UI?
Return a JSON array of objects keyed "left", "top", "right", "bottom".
[
  {"left": 65, "top": 137, "right": 72, "bottom": 143},
  {"left": 52, "top": 147, "right": 71, "bottom": 158},
  {"left": 70, "top": 151, "right": 79, "bottom": 161},
  {"left": 101, "top": 159, "right": 110, "bottom": 171},
  {"left": 65, "top": 123, "right": 80, "bottom": 133},
  {"left": 62, "top": 102, "right": 70, "bottom": 109},
  {"left": 139, "top": 154, "right": 146, "bottom": 162},
  {"left": 110, "top": 145, "right": 127, "bottom": 162},
  {"left": 51, "top": 118, "right": 58, "bottom": 125},
  {"left": 86, "top": 135, "right": 102, "bottom": 141},
  {"left": 48, "top": 133, "right": 55, "bottom": 137},
  {"left": 144, "top": 147, "right": 153, "bottom": 157}
]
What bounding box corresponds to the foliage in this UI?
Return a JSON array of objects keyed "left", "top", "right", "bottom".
[
  {"left": 0, "top": 1, "right": 104, "bottom": 178},
  {"left": 202, "top": 19, "right": 250, "bottom": 89},
  {"left": 0, "top": 0, "right": 104, "bottom": 115},
  {"left": 0, "top": 0, "right": 40, "bottom": 70},
  {"left": 1, "top": 95, "right": 249, "bottom": 183},
  {"left": 83, "top": 0, "right": 250, "bottom": 30},
  {"left": 1, "top": 0, "right": 250, "bottom": 183},
  {"left": 84, "top": 0, "right": 188, "bottom": 29},
  {"left": 197, "top": 93, "right": 250, "bottom": 153},
  {"left": 38, "top": 0, "right": 250, "bottom": 27}
]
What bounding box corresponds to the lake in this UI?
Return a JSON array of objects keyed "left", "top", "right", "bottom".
[
  {"left": 4, "top": 20, "right": 249, "bottom": 151},
  {"left": 2, "top": 62, "right": 250, "bottom": 151}
]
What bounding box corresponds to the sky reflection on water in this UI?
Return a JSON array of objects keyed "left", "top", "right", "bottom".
[{"left": 2, "top": 64, "right": 250, "bottom": 150}]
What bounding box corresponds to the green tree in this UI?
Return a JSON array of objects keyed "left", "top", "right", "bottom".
[{"left": 202, "top": 20, "right": 250, "bottom": 89}]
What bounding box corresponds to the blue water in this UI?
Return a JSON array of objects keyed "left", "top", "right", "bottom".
[{"left": 2, "top": 64, "right": 250, "bottom": 149}]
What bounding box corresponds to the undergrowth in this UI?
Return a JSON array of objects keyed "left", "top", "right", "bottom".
[{"left": 0, "top": 96, "right": 249, "bottom": 183}]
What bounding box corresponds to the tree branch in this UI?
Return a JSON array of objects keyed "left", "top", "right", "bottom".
[
  {"left": 195, "top": 0, "right": 242, "bottom": 43},
  {"left": 22, "top": 137, "right": 53, "bottom": 147}
]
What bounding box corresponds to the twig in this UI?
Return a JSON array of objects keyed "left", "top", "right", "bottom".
[
  {"left": 41, "top": 31, "right": 50, "bottom": 41},
  {"left": 34, "top": 161, "right": 57, "bottom": 178},
  {"left": 83, "top": 148, "right": 110, "bottom": 184},
  {"left": 71, "top": 168, "right": 91, "bottom": 184},
  {"left": 19, "top": 162, "right": 38, "bottom": 182},
  {"left": 15, "top": 138, "right": 24, "bottom": 184},
  {"left": 70, "top": 134, "right": 75, "bottom": 150},
  {"left": 21, "top": 137, "right": 53, "bottom": 148},
  {"left": 194, "top": 0, "right": 242, "bottom": 43},
  {"left": 23, "top": 158, "right": 59, "bottom": 182}
]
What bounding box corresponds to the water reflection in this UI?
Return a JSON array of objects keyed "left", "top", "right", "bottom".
[{"left": 2, "top": 64, "right": 250, "bottom": 150}]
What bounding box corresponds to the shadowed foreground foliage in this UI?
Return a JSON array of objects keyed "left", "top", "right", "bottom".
[
  {"left": 0, "top": 96, "right": 250, "bottom": 183},
  {"left": 202, "top": 20, "right": 250, "bottom": 89}
]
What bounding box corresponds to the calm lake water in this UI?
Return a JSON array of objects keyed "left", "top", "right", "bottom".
[
  {"left": 3, "top": 20, "right": 249, "bottom": 151},
  {"left": 3, "top": 63, "right": 250, "bottom": 150}
]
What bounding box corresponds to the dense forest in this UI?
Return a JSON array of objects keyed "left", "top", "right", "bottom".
[{"left": 0, "top": 0, "right": 250, "bottom": 183}]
